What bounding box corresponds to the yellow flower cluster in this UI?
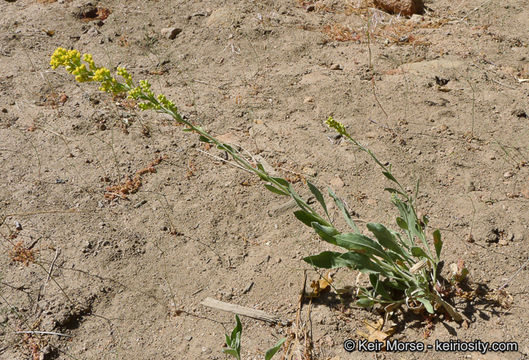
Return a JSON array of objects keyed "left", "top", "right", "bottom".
[
  {"left": 50, "top": 47, "right": 128, "bottom": 94},
  {"left": 51, "top": 47, "right": 179, "bottom": 115},
  {"left": 325, "top": 116, "right": 347, "bottom": 136}
]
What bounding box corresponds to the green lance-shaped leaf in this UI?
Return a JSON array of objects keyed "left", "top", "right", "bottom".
[
  {"left": 328, "top": 187, "right": 359, "bottom": 232},
  {"left": 410, "top": 246, "right": 432, "bottom": 262},
  {"left": 333, "top": 232, "right": 388, "bottom": 259},
  {"left": 311, "top": 222, "right": 340, "bottom": 245},
  {"left": 433, "top": 229, "right": 442, "bottom": 261},
  {"left": 356, "top": 297, "right": 375, "bottom": 308},
  {"left": 367, "top": 223, "right": 409, "bottom": 260},
  {"left": 264, "top": 184, "right": 288, "bottom": 196},
  {"left": 307, "top": 180, "right": 329, "bottom": 219},
  {"left": 417, "top": 297, "right": 434, "bottom": 314},
  {"left": 294, "top": 210, "right": 323, "bottom": 227},
  {"left": 265, "top": 338, "right": 286, "bottom": 360},
  {"left": 369, "top": 274, "right": 393, "bottom": 301},
  {"left": 271, "top": 176, "right": 290, "bottom": 187},
  {"left": 303, "top": 251, "right": 352, "bottom": 269},
  {"left": 396, "top": 217, "right": 408, "bottom": 230},
  {"left": 304, "top": 251, "right": 386, "bottom": 274}
]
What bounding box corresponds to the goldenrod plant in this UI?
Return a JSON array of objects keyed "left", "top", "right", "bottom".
[{"left": 51, "top": 48, "right": 463, "bottom": 321}]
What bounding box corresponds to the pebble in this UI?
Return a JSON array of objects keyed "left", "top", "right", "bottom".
[
  {"left": 184, "top": 335, "right": 192, "bottom": 341},
  {"left": 303, "top": 96, "right": 314, "bottom": 103},
  {"left": 466, "top": 180, "right": 475, "bottom": 192},
  {"left": 303, "top": 166, "right": 317, "bottom": 177},
  {"left": 511, "top": 109, "right": 527, "bottom": 118},
  {"left": 503, "top": 171, "right": 514, "bottom": 178},
  {"left": 330, "top": 177, "right": 345, "bottom": 189},
  {"left": 330, "top": 64, "right": 343, "bottom": 70},
  {"left": 373, "top": 0, "right": 424, "bottom": 16},
  {"left": 161, "top": 27, "right": 182, "bottom": 39},
  {"left": 14, "top": 221, "right": 22, "bottom": 231}
]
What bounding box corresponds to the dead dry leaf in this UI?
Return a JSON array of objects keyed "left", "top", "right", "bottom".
[
  {"left": 308, "top": 271, "right": 333, "bottom": 297},
  {"left": 357, "top": 318, "right": 396, "bottom": 344}
]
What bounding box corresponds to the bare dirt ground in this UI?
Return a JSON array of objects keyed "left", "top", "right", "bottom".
[{"left": 1, "top": 0, "right": 528, "bottom": 359}]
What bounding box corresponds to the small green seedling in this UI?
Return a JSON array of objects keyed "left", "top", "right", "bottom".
[
  {"left": 223, "top": 315, "right": 242, "bottom": 360},
  {"left": 223, "top": 315, "right": 285, "bottom": 360}
]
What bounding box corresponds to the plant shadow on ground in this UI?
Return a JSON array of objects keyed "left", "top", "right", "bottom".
[{"left": 303, "top": 277, "right": 511, "bottom": 338}]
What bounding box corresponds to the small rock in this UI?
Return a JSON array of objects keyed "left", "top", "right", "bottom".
[
  {"left": 511, "top": 109, "right": 527, "bottom": 118},
  {"left": 466, "top": 180, "right": 475, "bottom": 192},
  {"left": 86, "top": 27, "right": 100, "bottom": 37},
  {"left": 14, "top": 221, "right": 22, "bottom": 231},
  {"left": 161, "top": 27, "right": 182, "bottom": 40},
  {"left": 330, "top": 177, "right": 345, "bottom": 189},
  {"left": 503, "top": 171, "right": 514, "bottom": 179},
  {"left": 486, "top": 228, "right": 500, "bottom": 243},
  {"left": 306, "top": 4, "right": 315, "bottom": 11},
  {"left": 373, "top": 0, "right": 424, "bottom": 16},
  {"left": 81, "top": 240, "right": 92, "bottom": 253},
  {"left": 330, "top": 64, "right": 343, "bottom": 70},
  {"left": 184, "top": 335, "right": 192, "bottom": 341},
  {"left": 73, "top": 3, "right": 98, "bottom": 19},
  {"left": 303, "top": 167, "right": 317, "bottom": 177},
  {"left": 407, "top": 14, "right": 423, "bottom": 24},
  {"left": 303, "top": 96, "right": 314, "bottom": 104}
]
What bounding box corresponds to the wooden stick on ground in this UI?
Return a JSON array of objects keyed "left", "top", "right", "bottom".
[{"left": 201, "top": 297, "right": 289, "bottom": 325}]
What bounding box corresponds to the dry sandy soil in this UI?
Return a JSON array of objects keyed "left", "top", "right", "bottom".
[{"left": 1, "top": 0, "right": 529, "bottom": 359}]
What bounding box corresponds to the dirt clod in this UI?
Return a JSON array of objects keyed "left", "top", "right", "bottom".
[
  {"left": 161, "top": 27, "right": 182, "bottom": 39},
  {"left": 373, "top": 0, "right": 424, "bottom": 16}
]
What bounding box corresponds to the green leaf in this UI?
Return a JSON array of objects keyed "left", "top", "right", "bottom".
[
  {"left": 410, "top": 246, "right": 430, "bottom": 260},
  {"left": 264, "top": 184, "right": 288, "bottom": 196},
  {"left": 307, "top": 181, "right": 329, "bottom": 218},
  {"left": 294, "top": 210, "right": 323, "bottom": 227},
  {"left": 231, "top": 315, "right": 242, "bottom": 341},
  {"left": 311, "top": 222, "right": 340, "bottom": 245},
  {"left": 417, "top": 297, "right": 434, "bottom": 314},
  {"left": 271, "top": 177, "right": 290, "bottom": 187},
  {"left": 218, "top": 144, "right": 234, "bottom": 152},
  {"left": 384, "top": 187, "right": 406, "bottom": 196},
  {"left": 369, "top": 274, "right": 393, "bottom": 301},
  {"left": 383, "top": 278, "right": 407, "bottom": 291},
  {"left": 303, "top": 251, "right": 352, "bottom": 269},
  {"left": 433, "top": 229, "right": 442, "bottom": 260},
  {"left": 366, "top": 223, "right": 408, "bottom": 259},
  {"left": 198, "top": 135, "right": 212, "bottom": 143},
  {"left": 265, "top": 338, "right": 286, "bottom": 360},
  {"left": 333, "top": 232, "right": 388, "bottom": 259},
  {"left": 382, "top": 171, "right": 398, "bottom": 184},
  {"left": 396, "top": 217, "right": 408, "bottom": 230},
  {"left": 356, "top": 297, "right": 375, "bottom": 308},
  {"left": 222, "top": 349, "right": 240, "bottom": 359},
  {"left": 339, "top": 252, "right": 386, "bottom": 274},
  {"left": 328, "top": 188, "right": 359, "bottom": 232}
]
